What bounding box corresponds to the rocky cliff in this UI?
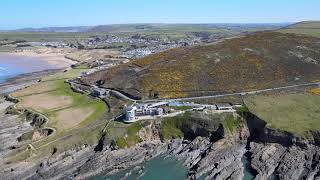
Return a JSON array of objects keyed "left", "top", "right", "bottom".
[
  {"left": 244, "top": 112, "right": 320, "bottom": 180},
  {"left": 1, "top": 108, "right": 320, "bottom": 180}
]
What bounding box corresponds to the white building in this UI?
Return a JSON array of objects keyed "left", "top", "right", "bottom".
[
  {"left": 124, "top": 102, "right": 168, "bottom": 123},
  {"left": 216, "top": 103, "right": 233, "bottom": 111},
  {"left": 126, "top": 106, "right": 137, "bottom": 122}
]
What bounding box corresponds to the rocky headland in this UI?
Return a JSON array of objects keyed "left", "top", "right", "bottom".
[{"left": 1, "top": 103, "right": 319, "bottom": 180}]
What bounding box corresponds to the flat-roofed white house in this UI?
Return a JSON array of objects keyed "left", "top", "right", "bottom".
[{"left": 124, "top": 102, "right": 168, "bottom": 123}]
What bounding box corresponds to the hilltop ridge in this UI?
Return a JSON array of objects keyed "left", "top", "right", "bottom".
[
  {"left": 283, "top": 21, "right": 320, "bottom": 29},
  {"left": 80, "top": 31, "right": 320, "bottom": 99},
  {"left": 279, "top": 21, "right": 320, "bottom": 37},
  {"left": 3, "top": 23, "right": 288, "bottom": 33}
]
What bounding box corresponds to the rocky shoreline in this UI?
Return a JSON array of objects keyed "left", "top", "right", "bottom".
[
  {"left": 0, "top": 69, "right": 61, "bottom": 95},
  {"left": 0, "top": 116, "right": 248, "bottom": 180},
  {"left": 0, "top": 98, "right": 33, "bottom": 162},
  {"left": 1, "top": 87, "right": 320, "bottom": 179}
]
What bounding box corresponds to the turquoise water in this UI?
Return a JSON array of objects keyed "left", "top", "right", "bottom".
[
  {"left": 0, "top": 54, "right": 54, "bottom": 83},
  {"left": 91, "top": 153, "right": 259, "bottom": 180},
  {"left": 91, "top": 155, "right": 188, "bottom": 180},
  {"left": 242, "top": 152, "right": 255, "bottom": 180},
  {"left": 242, "top": 152, "right": 278, "bottom": 180}
]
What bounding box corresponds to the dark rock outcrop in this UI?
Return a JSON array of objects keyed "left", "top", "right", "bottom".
[
  {"left": 1, "top": 106, "right": 320, "bottom": 180},
  {"left": 167, "top": 121, "right": 250, "bottom": 180},
  {"left": 250, "top": 142, "right": 320, "bottom": 180}
]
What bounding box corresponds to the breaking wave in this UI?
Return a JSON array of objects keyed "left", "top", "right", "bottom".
[{"left": 0, "top": 66, "right": 8, "bottom": 72}]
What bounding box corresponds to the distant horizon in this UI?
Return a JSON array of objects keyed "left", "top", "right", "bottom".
[
  {"left": 0, "top": 21, "right": 306, "bottom": 31},
  {"left": 1, "top": 0, "right": 319, "bottom": 30},
  {"left": 2, "top": 20, "right": 312, "bottom": 31}
]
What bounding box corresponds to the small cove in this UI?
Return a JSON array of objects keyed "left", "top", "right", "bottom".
[{"left": 91, "top": 155, "right": 188, "bottom": 180}]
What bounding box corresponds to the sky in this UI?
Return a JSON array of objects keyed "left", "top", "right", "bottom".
[{"left": 0, "top": 0, "right": 319, "bottom": 29}]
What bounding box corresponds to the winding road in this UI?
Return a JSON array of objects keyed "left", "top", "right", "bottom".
[
  {"left": 142, "top": 82, "right": 320, "bottom": 102},
  {"left": 71, "top": 81, "right": 320, "bottom": 102}
]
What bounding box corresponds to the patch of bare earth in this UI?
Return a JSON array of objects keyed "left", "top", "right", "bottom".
[
  {"left": 19, "top": 94, "right": 72, "bottom": 111},
  {"left": 55, "top": 107, "right": 95, "bottom": 129},
  {"left": 32, "top": 131, "right": 43, "bottom": 141},
  {"left": 12, "top": 81, "right": 57, "bottom": 97}
]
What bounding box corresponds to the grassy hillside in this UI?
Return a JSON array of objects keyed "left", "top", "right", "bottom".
[
  {"left": 278, "top": 21, "right": 320, "bottom": 38},
  {"left": 88, "top": 23, "right": 284, "bottom": 33},
  {"left": 0, "top": 32, "right": 100, "bottom": 42},
  {"left": 0, "top": 23, "right": 285, "bottom": 42},
  {"left": 80, "top": 32, "right": 320, "bottom": 99},
  {"left": 8, "top": 69, "right": 108, "bottom": 162},
  {"left": 245, "top": 93, "right": 320, "bottom": 138},
  {"left": 12, "top": 69, "right": 106, "bottom": 131}
]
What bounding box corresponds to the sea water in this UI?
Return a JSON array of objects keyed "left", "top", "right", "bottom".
[
  {"left": 242, "top": 152, "right": 255, "bottom": 180},
  {"left": 91, "top": 152, "right": 261, "bottom": 180},
  {"left": 91, "top": 155, "right": 188, "bottom": 180},
  {"left": 0, "top": 54, "right": 54, "bottom": 84}
]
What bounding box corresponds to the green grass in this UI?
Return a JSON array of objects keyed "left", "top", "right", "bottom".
[
  {"left": 115, "top": 122, "right": 143, "bottom": 148},
  {"left": 223, "top": 116, "right": 239, "bottom": 134},
  {"left": 245, "top": 93, "right": 320, "bottom": 138},
  {"left": 125, "top": 121, "right": 143, "bottom": 146},
  {"left": 44, "top": 69, "right": 107, "bottom": 127},
  {"left": 0, "top": 24, "right": 280, "bottom": 45},
  {"left": 160, "top": 112, "right": 192, "bottom": 140},
  {"left": 6, "top": 68, "right": 109, "bottom": 163},
  {"left": 106, "top": 121, "right": 129, "bottom": 139},
  {"left": 116, "top": 137, "right": 128, "bottom": 149},
  {"left": 0, "top": 46, "right": 16, "bottom": 52},
  {"left": 43, "top": 68, "right": 85, "bottom": 81},
  {"left": 278, "top": 21, "right": 320, "bottom": 38},
  {"left": 279, "top": 29, "right": 320, "bottom": 38},
  {"left": 0, "top": 32, "right": 103, "bottom": 42},
  {"left": 50, "top": 80, "right": 85, "bottom": 104},
  {"left": 169, "top": 106, "right": 193, "bottom": 111},
  {"left": 31, "top": 124, "right": 105, "bottom": 160},
  {"left": 235, "top": 105, "right": 250, "bottom": 119},
  {"left": 161, "top": 111, "right": 245, "bottom": 140},
  {"left": 38, "top": 70, "right": 107, "bottom": 129},
  {"left": 18, "top": 131, "right": 34, "bottom": 141},
  {"left": 127, "top": 122, "right": 143, "bottom": 136}
]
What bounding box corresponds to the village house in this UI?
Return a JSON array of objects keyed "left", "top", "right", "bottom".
[
  {"left": 215, "top": 103, "right": 233, "bottom": 111},
  {"left": 124, "top": 102, "right": 168, "bottom": 123},
  {"left": 90, "top": 86, "right": 108, "bottom": 97},
  {"left": 124, "top": 101, "right": 238, "bottom": 123}
]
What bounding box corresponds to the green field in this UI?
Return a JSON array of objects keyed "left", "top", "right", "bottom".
[
  {"left": 278, "top": 21, "right": 320, "bottom": 38},
  {"left": 18, "top": 69, "right": 107, "bottom": 131},
  {"left": 0, "top": 23, "right": 283, "bottom": 43},
  {"left": 245, "top": 93, "right": 320, "bottom": 138},
  {"left": 160, "top": 112, "right": 238, "bottom": 141},
  {"left": 0, "top": 32, "right": 103, "bottom": 42},
  {"left": 279, "top": 29, "right": 320, "bottom": 38},
  {"left": 7, "top": 69, "right": 108, "bottom": 162},
  {"left": 168, "top": 106, "right": 193, "bottom": 111},
  {"left": 115, "top": 122, "right": 143, "bottom": 148},
  {"left": 47, "top": 79, "right": 107, "bottom": 128}
]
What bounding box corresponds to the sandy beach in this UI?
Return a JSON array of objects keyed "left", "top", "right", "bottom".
[
  {"left": 2, "top": 48, "right": 77, "bottom": 69},
  {"left": 0, "top": 48, "right": 77, "bottom": 95}
]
